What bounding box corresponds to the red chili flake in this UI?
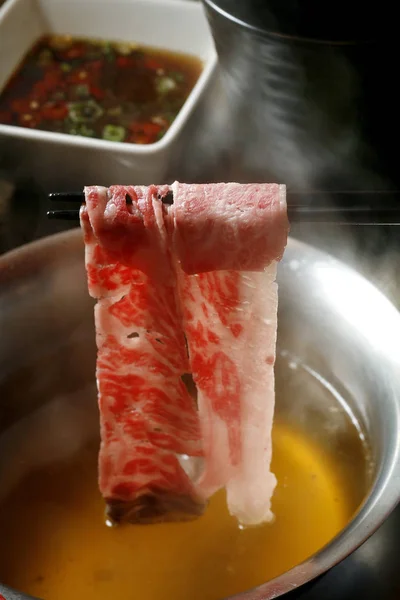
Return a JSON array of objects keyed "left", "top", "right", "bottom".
[
  {"left": 90, "top": 85, "right": 106, "bottom": 100},
  {"left": 41, "top": 100, "right": 68, "bottom": 120},
  {"left": 31, "top": 81, "right": 50, "bottom": 101},
  {"left": 127, "top": 121, "right": 162, "bottom": 144},
  {"left": 116, "top": 56, "right": 131, "bottom": 68},
  {"left": 116, "top": 56, "right": 138, "bottom": 70},
  {"left": 143, "top": 58, "right": 163, "bottom": 70}
]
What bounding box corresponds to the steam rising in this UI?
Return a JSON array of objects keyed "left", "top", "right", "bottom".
[
  {"left": 170, "top": 17, "right": 399, "bottom": 311},
  {"left": 174, "top": 15, "right": 389, "bottom": 192},
  {"left": 0, "top": 6, "right": 396, "bottom": 540}
]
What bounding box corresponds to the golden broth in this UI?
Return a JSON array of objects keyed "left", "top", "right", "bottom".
[{"left": 0, "top": 369, "right": 369, "bottom": 600}]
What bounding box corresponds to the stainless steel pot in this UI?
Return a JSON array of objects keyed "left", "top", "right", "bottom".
[
  {"left": 0, "top": 230, "right": 399, "bottom": 599},
  {"left": 201, "top": 0, "right": 399, "bottom": 192}
]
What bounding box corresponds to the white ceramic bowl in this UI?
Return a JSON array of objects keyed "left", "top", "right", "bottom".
[{"left": 0, "top": 0, "right": 217, "bottom": 189}]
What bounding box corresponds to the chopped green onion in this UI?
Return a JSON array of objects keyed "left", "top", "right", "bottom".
[
  {"left": 155, "top": 76, "right": 176, "bottom": 95},
  {"left": 68, "top": 100, "right": 103, "bottom": 123},
  {"left": 102, "top": 124, "right": 126, "bottom": 142}
]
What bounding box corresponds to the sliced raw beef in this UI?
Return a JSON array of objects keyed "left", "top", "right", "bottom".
[
  {"left": 172, "top": 182, "right": 287, "bottom": 525},
  {"left": 81, "top": 182, "right": 288, "bottom": 526},
  {"left": 177, "top": 266, "right": 278, "bottom": 525},
  {"left": 171, "top": 182, "right": 287, "bottom": 274},
  {"left": 81, "top": 185, "right": 204, "bottom": 523}
]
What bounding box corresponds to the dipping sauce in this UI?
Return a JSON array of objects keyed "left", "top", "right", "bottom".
[
  {"left": 0, "top": 354, "right": 371, "bottom": 600},
  {"left": 0, "top": 35, "right": 203, "bottom": 144}
]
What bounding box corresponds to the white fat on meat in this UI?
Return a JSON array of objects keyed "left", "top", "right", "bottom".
[
  {"left": 81, "top": 182, "right": 288, "bottom": 526},
  {"left": 178, "top": 263, "right": 279, "bottom": 526}
]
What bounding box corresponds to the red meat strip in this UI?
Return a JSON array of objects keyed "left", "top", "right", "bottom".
[
  {"left": 177, "top": 266, "right": 279, "bottom": 525},
  {"left": 81, "top": 185, "right": 204, "bottom": 523},
  {"left": 81, "top": 182, "right": 288, "bottom": 526},
  {"left": 171, "top": 182, "right": 287, "bottom": 274},
  {"left": 171, "top": 182, "right": 287, "bottom": 524}
]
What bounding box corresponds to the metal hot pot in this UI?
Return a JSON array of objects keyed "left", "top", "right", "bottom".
[{"left": 0, "top": 229, "right": 399, "bottom": 599}]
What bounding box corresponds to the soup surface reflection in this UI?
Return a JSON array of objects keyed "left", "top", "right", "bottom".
[{"left": 0, "top": 357, "right": 371, "bottom": 600}]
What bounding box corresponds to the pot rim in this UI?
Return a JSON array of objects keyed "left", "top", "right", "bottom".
[{"left": 202, "top": 0, "right": 378, "bottom": 46}]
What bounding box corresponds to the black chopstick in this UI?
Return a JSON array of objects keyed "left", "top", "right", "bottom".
[
  {"left": 46, "top": 190, "right": 400, "bottom": 225},
  {"left": 47, "top": 209, "right": 82, "bottom": 220}
]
